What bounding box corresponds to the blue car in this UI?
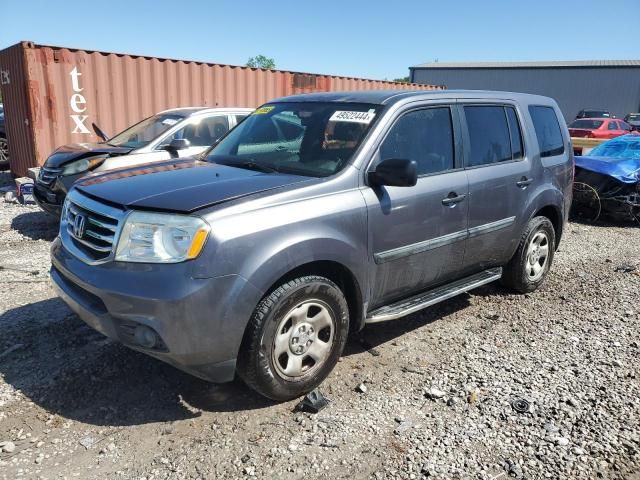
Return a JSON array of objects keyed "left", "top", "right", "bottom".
[{"left": 574, "top": 134, "right": 640, "bottom": 221}]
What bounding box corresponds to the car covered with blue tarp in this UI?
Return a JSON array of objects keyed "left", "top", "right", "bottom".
[{"left": 573, "top": 134, "right": 640, "bottom": 222}]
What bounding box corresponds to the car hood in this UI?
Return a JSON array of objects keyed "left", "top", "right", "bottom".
[
  {"left": 74, "top": 159, "right": 316, "bottom": 213},
  {"left": 45, "top": 143, "right": 134, "bottom": 167},
  {"left": 575, "top": 155, "right": 640, "bottom": 184}
]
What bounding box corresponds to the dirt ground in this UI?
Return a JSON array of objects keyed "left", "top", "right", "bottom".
[{"left": 0, "top": 171, "right": 639, "bottom": 480}]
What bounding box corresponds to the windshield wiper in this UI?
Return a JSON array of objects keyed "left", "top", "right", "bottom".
[{"left": 220, "top": 158, "right": 280, "bottom": 174}]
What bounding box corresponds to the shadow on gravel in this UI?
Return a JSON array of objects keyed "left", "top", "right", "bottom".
[
  {"left": 346, "top": 283, "right": 505, "bottom": 355},
  {"left": 11, "top": 211, "right": 59, "bottom": 241},
  {"left": 569, "top": 215, "right": 639, "bottom": 229},
  {"left": 0, "top": 298, "right": 272, "bottom": 428},
  {"left": 1, "top": 284, "right": 508, "bottom": 426}
]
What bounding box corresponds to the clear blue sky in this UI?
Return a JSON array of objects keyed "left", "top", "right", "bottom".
[{"left": 2, "top": 0, "right": 639, "bottom": 80}]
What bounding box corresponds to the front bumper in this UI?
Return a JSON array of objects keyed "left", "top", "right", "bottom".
[
  {"left": 34, "top": 183, "right": 64, "bottom": 216},
  {"left": 50, "top": 237, "right": 263, "bottom": 383}
]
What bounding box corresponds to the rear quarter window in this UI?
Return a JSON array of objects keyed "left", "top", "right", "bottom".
[{"left": 528, "top": 106, "right": 565, "bottom": 158}]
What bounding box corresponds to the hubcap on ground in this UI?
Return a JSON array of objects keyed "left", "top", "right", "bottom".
[
  {"left": 272, "top": 300, "right": 335, "bottom": 379},
  {"left": 526, "top": 231, "right": 549, "bottom": 281}
]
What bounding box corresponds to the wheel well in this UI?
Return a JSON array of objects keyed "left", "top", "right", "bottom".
[
  {"left": 276, "top": 261, "right": 364, "bottom": 333},
  {"left": 534, "top": 205, "right": 562, "bottom": 246}
]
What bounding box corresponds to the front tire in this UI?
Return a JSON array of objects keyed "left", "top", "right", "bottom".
[
  {"left": 237, "top": 275, "right": 349, "bottom": 401},
  {"left": 501, "top": 216, "right": 555, "bottom": 293}
]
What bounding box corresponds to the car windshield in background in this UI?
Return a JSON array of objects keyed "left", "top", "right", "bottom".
[
  {"left": 627, "top": 114, "right": 640, "bottom": 121},
  {"left": 589, "top": 137, "right": 640, "bottom": 160},
  {"left": 108, "top": 113, "right": 185, "bottom": 149},
  {"left": 206, "top": 102, "right": 380, "bottom": 177},
  {"left": 570, "top": 120, "right": 603, "bottom": 129}
]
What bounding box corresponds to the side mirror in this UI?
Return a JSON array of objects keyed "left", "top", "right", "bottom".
[
  {"left": 164, "top": 138, "right": 190, "bottom": 152},
  {"left": 368, "top": 158, "right": 418, "bottom": 187}
]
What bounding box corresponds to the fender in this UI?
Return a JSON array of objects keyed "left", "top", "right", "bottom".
[{"left": 239, "top": 235, "right": 368, "bottom": 301}]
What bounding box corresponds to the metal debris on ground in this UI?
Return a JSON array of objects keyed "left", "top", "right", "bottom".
[
  {"left": 511, "top": 398, "right": 530, "bottom": 414},
  {"left": 355, "top": 383, "right": 368, "bottom": 394},
  {"left": 294, "top": 388, "right": 329, "bottom": 414},
  {"left": 79, "top": 436, "right": 98, "bottom": 450}
]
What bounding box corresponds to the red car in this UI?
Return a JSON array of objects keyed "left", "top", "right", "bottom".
[{"left": 568, "top": 118, "right": 633, "bottom": 139}]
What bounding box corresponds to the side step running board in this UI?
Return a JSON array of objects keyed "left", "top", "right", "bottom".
[{"left": 366, "top": 267, "right": 502, "bottom": 324}]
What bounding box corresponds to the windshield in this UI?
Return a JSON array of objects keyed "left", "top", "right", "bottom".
[
  {"left": 206, "top": 102, "right": 380, "bottom": 177},
  {"left": 569, "top": 120, "right": 603, "bottom": 129},
  {"left": 627, "top": 114, "right": 640, "bottom": 122},
  {"left": 108, "top": 113, "right": 185, "bottom": 149},
  {"left": 589, "top": 137, "right": 640, "bottom": 159}
]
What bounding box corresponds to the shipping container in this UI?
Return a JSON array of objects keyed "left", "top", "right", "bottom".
[{"left": 0, "top": 41, "right": 443, "bottom": 177}]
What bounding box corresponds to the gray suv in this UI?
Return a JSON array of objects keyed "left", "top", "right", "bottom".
[{"left": 50, "top": 91, "right": 573, "bottom": 401}]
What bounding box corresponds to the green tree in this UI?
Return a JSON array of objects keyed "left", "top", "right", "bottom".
[
  {"left": 246, "top": 55, "right": 276, "bottom": 69},
  {"left": 393, "top": 76, "right": 410, "bottom": 83}
]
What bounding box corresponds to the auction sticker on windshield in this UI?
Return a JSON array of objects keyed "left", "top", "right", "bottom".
[
  {"left": 254, "top": 106, "right": 275, "bottom": 115},
  {"left": 329, "top": 110, "right": 376, "bottom": 124}
]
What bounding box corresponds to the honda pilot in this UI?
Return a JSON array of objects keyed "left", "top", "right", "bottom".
[{"left": 50, "top": 91, "right": 573, "bottom": 401}]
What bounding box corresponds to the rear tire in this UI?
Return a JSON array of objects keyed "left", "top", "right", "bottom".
[
  {"left": 501, "top": 216, "right": 555, "bottom": 293},
  {"left": 237, "top": 275, "right": 349, "bottom": 401}
]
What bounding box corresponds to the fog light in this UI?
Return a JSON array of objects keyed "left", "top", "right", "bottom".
[{"left": 134, "top": 325, "right": 159, "bottom": 349}]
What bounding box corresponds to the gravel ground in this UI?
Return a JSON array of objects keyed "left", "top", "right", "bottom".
[{"left": 0, "top": 171, "right": 639, "bottom": 480}]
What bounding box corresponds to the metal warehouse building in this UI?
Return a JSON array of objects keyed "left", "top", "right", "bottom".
[{"left": 410, "top": 60, "right": 640, "bottom": 122}]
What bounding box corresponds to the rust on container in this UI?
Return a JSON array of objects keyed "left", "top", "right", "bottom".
[{"left": 0, "top": 41, "right": 443, "bottom": 177}]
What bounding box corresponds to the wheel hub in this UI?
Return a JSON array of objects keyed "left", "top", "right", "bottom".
[{"left": 289, "top": 323, "right": 315, "bottom": 355}]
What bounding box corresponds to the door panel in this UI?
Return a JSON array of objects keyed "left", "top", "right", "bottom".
[
  {"left": 460, "top": 104, "right": 531, "bottom": 272},
  {"left": 363, "top": 104, "right": 468, "bottom": 308},
  {"left": 363, "top": 171, "right": 469, "bottom": 307}
]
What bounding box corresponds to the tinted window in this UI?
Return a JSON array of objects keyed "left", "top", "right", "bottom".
[
  {"left": 505, "top": 107, "right": 524, "bottom": 159},
  {"left": 235, "top": 114, "right": 249, "bottom": 123},
  {"left": 581, "top": 110, "right": 609, "bottom": 118},
  {"left": 379, "top": 107, "right": 454, "bottom": 176},
  {"left": 464, "top": 106, "right": 512, "bottom": 166},
  {"left": 608, "top": 121, "right": 618, "bottom": 131},
  {"left": 529, "top": 106, "right": 565, "bottom": 158},
  {"left": 569, "top": 119, "right": 603, "bottom": 129}
]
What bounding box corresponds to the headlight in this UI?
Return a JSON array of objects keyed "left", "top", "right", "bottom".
[
  {"left": 115, "top": 211, "right": 210, "bottom": 263},
  {"left": 61, "top": 156, "right": 106, "bottom": 175}
]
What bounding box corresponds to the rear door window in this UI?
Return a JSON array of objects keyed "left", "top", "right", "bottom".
[
  {"left": 379, "top": 107, "right": 455, "bottom": 176},
  {"left": 528, "top": 106, "right": 565, "bottom": 158},
  {"left": 463, "top": 106, "right": 512, "bottom": 167},
  {"left": 608, "top": 121, "right": 618, "bottom": 131}
]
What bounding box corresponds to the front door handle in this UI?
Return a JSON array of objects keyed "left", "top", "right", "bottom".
[
  {"left": 516, "top": 177, "right": 533, "bottom": 188},
  {"left": 442, "top": 192, "right": 466, "bottom": 206}
]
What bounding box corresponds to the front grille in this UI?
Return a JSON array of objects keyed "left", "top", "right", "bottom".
[
  {"left": 61, "top": 190, "right": 125, "bottom": 263},
  {"left": 38, "top": 166, "right": 62, "bottom": 186}
]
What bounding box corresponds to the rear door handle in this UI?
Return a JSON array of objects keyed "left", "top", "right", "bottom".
[
  {"left": 442, "top": 193, "right": 466, "bottom": 206},
  {"left": 516, "top": 177, "right": 533, "bottom": 188}
]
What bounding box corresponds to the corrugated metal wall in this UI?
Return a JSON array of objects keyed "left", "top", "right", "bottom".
[
  {"left": 0, "top": 42, "right": 442, "bottom": 177},
  {"left": 410, "top": 66, "right": 640, "bottom": 123}
]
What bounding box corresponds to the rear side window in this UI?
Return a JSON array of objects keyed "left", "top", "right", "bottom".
[
  {"left": 379, "top": 107, "right": 454, "bottom": 176},
  {"left": 608, "top": 121, "right": 617, "bottom": 131},
  {"left": 529, "top": 106, "right": 565, "bottom": 158},
  {"left": 464, "top": 106, "right": 512, "bottom": 166}
]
